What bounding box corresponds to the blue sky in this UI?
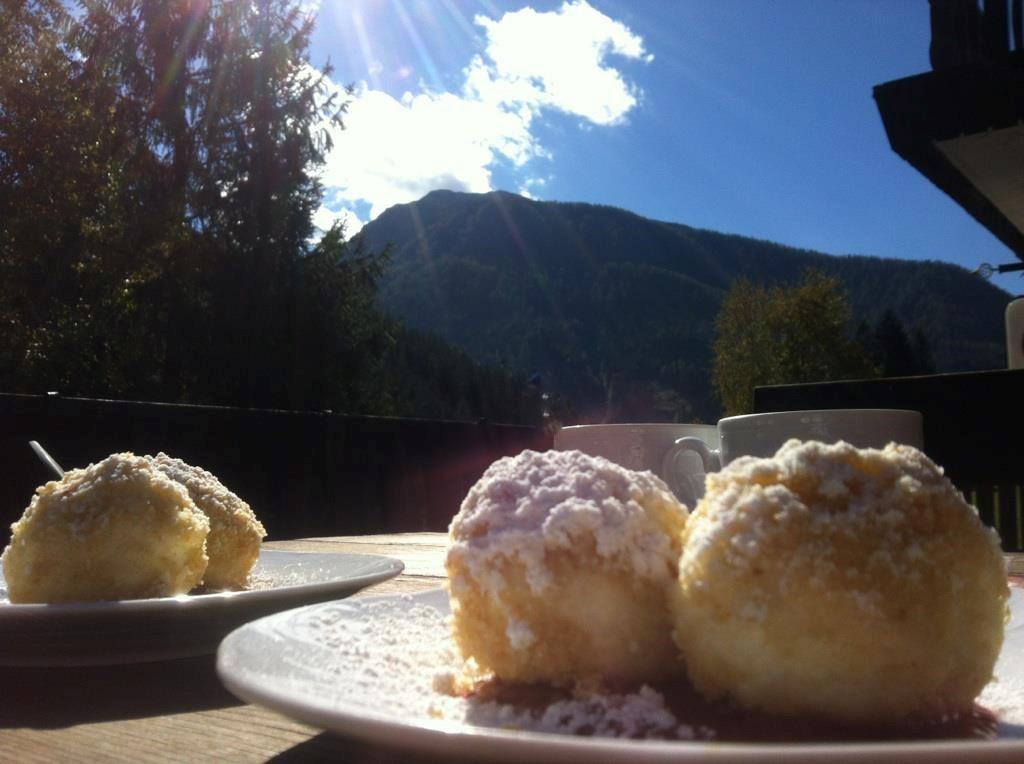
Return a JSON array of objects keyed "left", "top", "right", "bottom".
[{"left": 307, "top": 0, "right": 1021, "bottom": 295}]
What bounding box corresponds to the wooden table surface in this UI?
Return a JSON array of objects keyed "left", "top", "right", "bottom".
[
  {"left": 4, "top": 535, "right": 1024, "bottom": 763},
  {"left": 1, "top": 534, "right": 453, "bottom": 763}
]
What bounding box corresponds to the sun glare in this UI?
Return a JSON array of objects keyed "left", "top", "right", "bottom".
[{"left": 312, "top": 1, "right": 652, "bottom": 233}]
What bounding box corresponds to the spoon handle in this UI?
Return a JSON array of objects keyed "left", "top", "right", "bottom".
[{"left": 29, "top": 440, "right": 65, "bottom": 479}]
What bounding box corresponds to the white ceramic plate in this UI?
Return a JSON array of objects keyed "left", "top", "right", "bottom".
[
  {"left": 217, "top": 587, "right": 1024, "bottom": 763},
  {"left": 0, "top": 549, "right": 403, "bottom": 666}
]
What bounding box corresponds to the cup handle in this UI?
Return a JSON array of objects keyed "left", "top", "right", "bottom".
[{"left": 661, "top": 437, "right": 722, "bottom": 507}]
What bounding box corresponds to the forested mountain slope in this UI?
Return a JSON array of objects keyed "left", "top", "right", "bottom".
[{"left": 359, "top": 190, "right": 1011, "bottom": 422}]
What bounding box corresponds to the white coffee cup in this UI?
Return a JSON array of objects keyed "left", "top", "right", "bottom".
[
  {"left": 554, "top": 423, "right": 720, "bottom": 507},
  {"left": 671, "top": 409, "right": 924, "bottom": 473}
]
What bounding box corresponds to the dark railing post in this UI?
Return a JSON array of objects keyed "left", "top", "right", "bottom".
[
  {"left": 930, "top": 0, "right": 1022, "bottom": 68},
  {"left": 1015, "top": 0, "right": 1023, "bottom": 50}
]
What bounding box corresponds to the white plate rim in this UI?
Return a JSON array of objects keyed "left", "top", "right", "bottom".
[
  {"left": 216, "top": 587, "right": 1024, "bottom": 763},
  {"left": 0, "top": 550, "right": 404, "bottom": 666},
  {"left": 0, "top": 549, "right": 404, "bottom": 616}
]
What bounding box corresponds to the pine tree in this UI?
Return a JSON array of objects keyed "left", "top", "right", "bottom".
[
  {"left": 871, "top": 310, "right": 917, "bottom": 377},
  {"left": 1, "top": 0, "right": 392, "bottom": 411}
]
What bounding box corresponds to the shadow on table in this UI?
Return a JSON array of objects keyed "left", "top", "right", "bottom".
[
  {"left": 0, "top": 654, "right": 241, "bottom": 729},
  {"left": 270, "top": 732, "right": 452, "bottom": 763}
]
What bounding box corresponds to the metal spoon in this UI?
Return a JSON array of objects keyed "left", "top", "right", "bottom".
[{"left": 29, "top": 440, "right": 65, "bottom": 479}]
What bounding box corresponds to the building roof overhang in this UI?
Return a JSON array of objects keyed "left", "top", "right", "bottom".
[{"left": 874, "top": 49, "right": 1024, "bottom": 262}]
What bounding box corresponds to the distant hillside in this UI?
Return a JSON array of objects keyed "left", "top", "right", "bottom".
[{"left": 358, "top": 190, "right": 1011, "bottom": 422}]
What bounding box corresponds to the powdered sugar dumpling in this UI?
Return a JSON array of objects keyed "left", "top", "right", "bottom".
[
  {"left": 446, "top": 449, "right": 690, "bottom": 684},
  {"left": 671, "top": 439, "right": 1009, "bottom": 723},
  {"left": 146, "top": 452, "right": 265, "bottom": 590},
  {"left": 1, "top": 453, "right": 209, "bottom": 603}
]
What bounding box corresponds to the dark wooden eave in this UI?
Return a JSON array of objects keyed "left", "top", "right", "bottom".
[{"left": 873, "top": 49, "right": 1024, "bottom": 261}]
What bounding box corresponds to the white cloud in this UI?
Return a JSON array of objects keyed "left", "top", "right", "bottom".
[
  {"left": 312, "top": 203, "right": 363, "bottom": 237},
  {"left": 518, "top": 175, "right": 550, "bottom": 199},
  {"left": 316, "top": 1, "right": 649, "bottom": 229},
  {"left": 468, "top": 1, "right": 651, "bottom": 125},
  {"left": 318, "top": 87, "right": 538, "bottom": 220}
]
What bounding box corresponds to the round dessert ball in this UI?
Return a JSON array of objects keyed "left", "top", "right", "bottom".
[
  {"left": 1, "top": 453, "right": 210, "bottom": 603},
  {"left": 446, "top": 449, "right": 690, "bottom": 685},
  {"left": 671, "top": 439, "right": 1009, "bottom": 723},
  {"left": 147, "top": 453, "right": 265, "bottom": 589}
]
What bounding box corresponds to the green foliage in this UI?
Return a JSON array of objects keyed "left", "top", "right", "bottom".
[
  {"left": 380, "top": 326, "right": 542, "bottom": 422},
  {"left": 364, "top": 190, "right": 1010, "bottom": 423},
  {"left": 369, "top": 195, "right": 720, "bottom": 422},
  {"left": 1, "top": 0, "right": 114, "bottom": 388},
  {"left": 2, "top": 0, "right": 339, "bottom": 404},
  {"left": 857, "top": 309, "right": 937, "bottom": 378},
  {"left": 0, "top": 1, "right": 537, "bottom": 423},
  {"left": 712, "top": 271, "right": 877, "bottom": 415}
]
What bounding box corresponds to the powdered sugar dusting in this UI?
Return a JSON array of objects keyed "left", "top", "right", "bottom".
[
  {"left": 684, "top": 439, "right": 1006, "bottom": 613},
  {"left": 267, "top": 592, "right": 699, "bottom": 740},
  {"left": 146, "top": 452, "right": 263, "bottom": 533},
  {"left": 463, "top": 684, "right": 701, "bottom": 740},
  {"left": 980, "top": 678, "right": 1024, "bottom": 728},
  {"left": 230, "top": 589, "right": 1024, "bottom": 746},
  {"left": 9, "top": 452, "right": 202, "bottom": 542},
  {"left": 980, "top": 587, "right": 1024, "bottom": 730},
  {"left": 447, "top": 449, "right": 688, "bottom": 596}
]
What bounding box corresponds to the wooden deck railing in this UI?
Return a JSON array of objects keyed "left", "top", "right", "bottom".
[
  {"left": 0, "top": 394, "right": 551, "bottom": 546},
  {"left": 6, "top": 373, "right": 1021, "bottom": 552},
  {"left": 755, "top": 368, "right": 1024, "bottom": 552}
]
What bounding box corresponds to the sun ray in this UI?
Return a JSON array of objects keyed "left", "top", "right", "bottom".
[
  {"left": 350, "top": 5, "right": 384, "bottom": 90},
  {"left": 436, "top": 0, "right": 480, "bottom": 42},
  {"left": 405, "top": 200, "right": 451, "bottom": 330},
  {"left": 488, "top": 192, "right": 576, "bottom": 348},
  {"left": 152, "top": 1, "right": 209, "bottom": 119},
  {"left": 390, "top": 0, "right": 444, "bottom": 91}
]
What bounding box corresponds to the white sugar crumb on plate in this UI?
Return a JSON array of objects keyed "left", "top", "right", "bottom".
[
  {"left": 980, "top": 588, "right": 1024, "bottom": 730},
  {"left": 271, "top": 592, "right": 699, "bottom": 740},
  {"left": 980, "top": 679, "right": 1024, "bottom": 728},
  {"left": 462, "top": 684, "right": 701, "bottom": 740},
  {"left": 219, "top": 586, "right": 1024, "bottom": 758},
  {"left": 220, "top": 561, "right": 339, "bottom": 592},
  {"left": 245, "top": 568, "right": 318, "bottom": 591}
]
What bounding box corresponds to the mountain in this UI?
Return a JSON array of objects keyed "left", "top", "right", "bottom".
[{"left": 358, "top": 190, "right": 1012, "bottom": 423}]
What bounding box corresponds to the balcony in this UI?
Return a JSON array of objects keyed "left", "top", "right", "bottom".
[{"left": 873, "top": 0, "right": 1024, "bottom": 268}]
